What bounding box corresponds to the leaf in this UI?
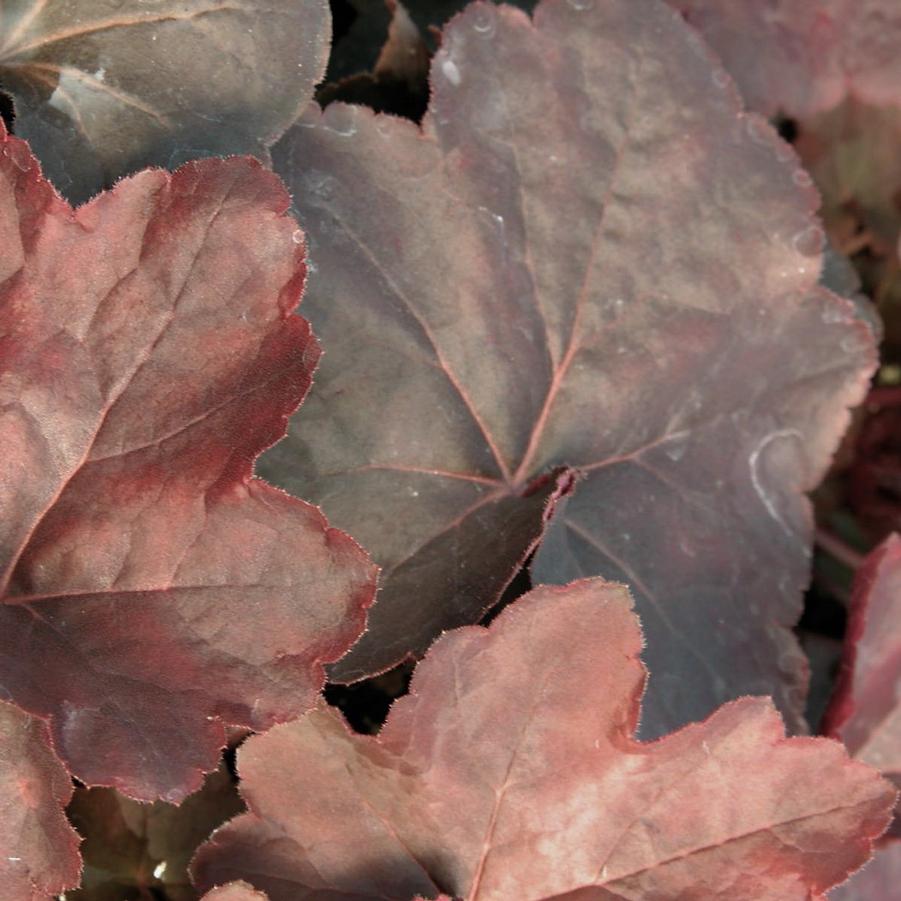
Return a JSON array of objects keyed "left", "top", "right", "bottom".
[
  {"left": 201, "top": 883, "right": 269, "bottom": 901},
  {"left": 829, "top": 840, "right": 901, "bottom": 900},
  {"left": 0, "top": 121, "right": 376, "bottom": 802},
  {"left": 665, "top": 2, "right": 901, "bottom": 365},
  {"left": 824, "top": 534, "right": 901, "bottom": 787},
  {"left": 260, "top": 0, "right": 876, "bottom": 736},
  {"left": 666, "top": 0, "right": 901, "bottom": 119},
  {"left": 0, "top": 0, "right": 332, "bottom": 203},
  {"left": 192, "top": 579, "right": 896, "bottom": 901},
  {"left": 0, "top": 700, "right": 81, "bottom": 899},
  {"left": 67, "top": 763, "right": 244, "bottom": 900},
  {"left": 404, "top": 0, "right": 536, "bottom": 49}
]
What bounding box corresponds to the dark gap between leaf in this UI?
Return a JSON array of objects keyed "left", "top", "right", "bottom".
[
  {"left": 0, "top": 88, "right": 14, "bottom": 131},
  {"left": 317, "top": 75, "right": 429, "bottom": 121},
  {"left": 325, "top": 661, "right": 414, "bottom": 734},
  {"left": 330, "top": 0, "right": 359, "bottom": 48},
  {"left": 798, "top": 571, "right": 848, "bottom": 640},
  {"left": 776, "top": 116, "right": 798, "bottom": 143}
]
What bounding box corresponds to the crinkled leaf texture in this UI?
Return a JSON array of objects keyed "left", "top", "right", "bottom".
[
  {"left": 193, "top": 579, "right": 896, "bottom": 901},
  {"left": 667, "top": 0, "right": 901, "bottom": 119},
  {"left": 0, "top": 700, "right": 81, "bottom": 899},
  {"left": 830, "top": 840, "right": 901, "bottom": 900},
  {"left": 261, "top": 0, "right": 876, "bottom": 737},
  {"left": 824, "top": 534, "right": 901, "bottom": 786},
  {"left": 0, "top": 122, "right": 376, "bottom": 802},
  {"left": 0, "top": 0, "right": 332, "bottom": 203}
]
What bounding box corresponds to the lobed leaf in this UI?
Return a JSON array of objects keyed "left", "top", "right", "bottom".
[
  {"left": 0, "top": 700, "right": 81, "bottom": 899},
  {"left": 261, "top": 0, "right": 876, "bottom": 736},
  {"left": 0, "top": 0, "right": 332, "bottom": 203},
  {"left": 0, "top": 122, "right": 376, "bottom": 802},
  {"left": 193, "top": 579, "right": 896, "bottom": 900}
]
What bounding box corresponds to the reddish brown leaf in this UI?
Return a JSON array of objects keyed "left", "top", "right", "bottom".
[
  {"left": 824, "top": 534, "right": 901, "bottom": 786},
  {"left": 829, "top": 839, "right": 901, "bottom": 900},
  {"left": 262, "top": 0, "right": 876, "bottom": 736},
  {"left": 0, "top": 122, "right": 376, "bottom": 802},
  {"left": 667, "top": 1, "right": 901, "bottom": 119},
  {"left": 193, "top": 580, "right": 895, "bottom": 900},
  {"left": 0, "top": 0, "right": 332, "bottom": 203},
  {"left": 0, "top": 700, "right": 81, "bottom": 899}
]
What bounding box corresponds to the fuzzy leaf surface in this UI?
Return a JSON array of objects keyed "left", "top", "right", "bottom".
[
  {"left": 0, "top": 700, "right": 81, "bottom": 899},
  {"left": 667, "top": 0, "right": 901, "bottom": 119},
  {"left": 263, "top": 0, "right": 876, "bottom": 735},
  {"left": 0, "top": 123, "right": 376, "bottom": 802},
  {"left": 824, "top": 534, "right": 901, "bottom": 785},
  {"left": 0, "top": 0, "right": 331, "bottom": 203},
  {"left": 193, "top": 579, "right": 895, "bottom": 901}
]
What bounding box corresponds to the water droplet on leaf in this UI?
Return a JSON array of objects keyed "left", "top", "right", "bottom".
[
  {"left": 442, "top": 58, "right": 462, "bottom": 86},
  {"left": 472, "top": 5, "right": 497, "bottom": 36}
]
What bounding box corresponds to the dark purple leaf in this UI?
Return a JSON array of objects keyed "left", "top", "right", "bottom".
[
  {"left": 0, "top": 1, "right": 332, "bottom": 202},
  {"left": 262, "top": 0, "right": 876, "bottom": 737}
]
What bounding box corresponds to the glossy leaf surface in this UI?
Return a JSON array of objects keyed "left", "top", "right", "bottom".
[
  {"left": 193, "top": 580, "right": 895, "bottom": 901},
  {"left": 0, "top": 0, "right": 331, "bottom": 202},
  {"left": 0, "top": 122, "right": 376, "bottom": 802},
  {"left": 263, "top": 0, "right": 876, "bottom": 736}
]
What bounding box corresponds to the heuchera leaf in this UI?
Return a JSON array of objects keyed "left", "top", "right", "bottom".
[
  {"left": 0, "top": 0, "right": 332, "bottom": 203},
  {"left": 67, "top": 764, "right": 244, "bottom": 899},
  {"left": 829, "top": 840, "right": 901, "bottom": 901},
  {"left": 0, "top": 121, "right": 376, "bottom": 802},
  {"left": 666, "top": 2, "right": 901, "bottom": 361},
  {"left": 667, "top": 0, "right": 901, "bottom": 119},
  {"left": 0, "top": 700, "right": 81, "bottom": 898},
  {"left": 824, "top": 534, "right": 901, "bottom": 788},
  {"left": 192, "top": 579, "right": 896, "bottom": 901},
  {"left": 261, "top": 0, "right": 876, "bottom": 736},
  {"left": 201, "top": 882, "right": 269, "bottom": 901}
]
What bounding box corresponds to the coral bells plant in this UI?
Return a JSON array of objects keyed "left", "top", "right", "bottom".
[{"left": 0, "top": 0, "right": 899, "bottom": 899}]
